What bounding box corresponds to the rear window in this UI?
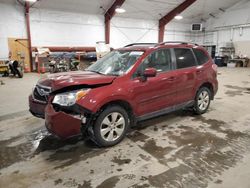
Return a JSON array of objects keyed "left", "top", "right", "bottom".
[
  {"left": 174, "top": 48, "right": 197, "bottom": 69},
  {"left": 193, "top": 48, "right": 209, "bottom": 65}
]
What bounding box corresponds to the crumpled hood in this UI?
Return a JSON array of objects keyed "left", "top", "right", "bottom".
[{"left": 38, "top": 71, "right": 116, "bottom": 91}]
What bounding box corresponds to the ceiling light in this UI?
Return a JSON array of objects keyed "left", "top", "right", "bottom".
[
  {"left": 174, "top": 15, "right": 183, "bottom": 20},
  {"left": 115, "top": 8, "right": 126, "bottom": 13},
  {"left": 25, "top": 0, "right": 37, "bottom": 2}
]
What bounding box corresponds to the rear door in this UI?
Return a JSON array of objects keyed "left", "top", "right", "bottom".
[
  {"left": 193, "top": 48, "right": 210, "bottom": 82},
  {"left": 131, "top": 48, "right": 177, "bottom": 116},
  {"left": 173, "top": 48, "right": 198, "bottom": 104}
]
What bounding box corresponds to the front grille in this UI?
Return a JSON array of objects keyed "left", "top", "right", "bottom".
[{"left": 33, "top": 85, "right": 51, "bottom": 103}]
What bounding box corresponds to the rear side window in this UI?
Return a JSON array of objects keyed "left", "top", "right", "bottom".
[
  {"left": 174, "top": 48, "right": 196, "bottom": 69},
  {"left": 193, "top": 49, "right": 209, "bottom": 65}
]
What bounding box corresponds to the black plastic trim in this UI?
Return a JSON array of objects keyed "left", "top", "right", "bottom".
[
  {"left": 52, "top": 103, "right": 93, "bottom": 115},
  {"left": 29, "top": 109, "right": 45, "bottom": 119},
  {"left": 136, "top": 100, "right": 194, "bottom": 122}
]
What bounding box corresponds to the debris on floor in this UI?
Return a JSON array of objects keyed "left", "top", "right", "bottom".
[{"left": 0, "top": 80, "right": 5, "bottom": 85}]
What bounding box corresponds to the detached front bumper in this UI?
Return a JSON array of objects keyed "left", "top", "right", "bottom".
[{"left": 45, "top": 104, "right": 82, "bottom": 139}]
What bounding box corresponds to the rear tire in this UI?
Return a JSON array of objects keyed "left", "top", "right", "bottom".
[
  {"left": 91, "top": 105, "right": 129, "bottom": 147},
  {"left": 193, "top": 87, "right": 211, "bottom": 115}
]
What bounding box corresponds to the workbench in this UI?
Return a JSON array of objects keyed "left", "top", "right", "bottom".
[{"left": 228, "top": 58, "right": 249, "bottom": 67}]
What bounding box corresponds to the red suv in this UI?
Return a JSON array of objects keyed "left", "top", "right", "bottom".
[{"left": 29, "top": 42, "right": 218, "bottom": 147}]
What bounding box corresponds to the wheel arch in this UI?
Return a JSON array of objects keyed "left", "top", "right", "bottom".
[
  {"left": 97, "top": 99, "right": 135, "bottom": 126},
  {"left": 198, "top": 82, "right": 214, "bottom": 99}
]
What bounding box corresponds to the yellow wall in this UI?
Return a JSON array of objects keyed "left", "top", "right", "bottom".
[{"left": 8, "top": 38, "right": 31, "bottom": 72}]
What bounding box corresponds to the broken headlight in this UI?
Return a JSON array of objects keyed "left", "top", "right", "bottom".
[{"left": 52, "top": 89, "right": 89, "bottom": 107}]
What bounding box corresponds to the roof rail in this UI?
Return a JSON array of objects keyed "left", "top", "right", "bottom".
[
  {"left": 124, "top": 43, "right": 158, "bottom": 47},
  {"left": 157, "top": 41, "right": 199, "bottom": 46}
]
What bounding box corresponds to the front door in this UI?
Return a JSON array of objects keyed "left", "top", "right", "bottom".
[{"left": 130, "top": 49, "right": 177, "bottom": 116}]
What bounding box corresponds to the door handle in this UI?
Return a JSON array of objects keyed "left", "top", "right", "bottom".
[
  {"left": 165, "top": 76, "right": 176, "bottom": 82},
  {"left": 196, "top": 70, "right": 204, "bottom": 74}
]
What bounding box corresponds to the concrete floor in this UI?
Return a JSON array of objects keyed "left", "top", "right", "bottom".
[{"left": 0, "top": 68, "right": 250, "bottom": 188}]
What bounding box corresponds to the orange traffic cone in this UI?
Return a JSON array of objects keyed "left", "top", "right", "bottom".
[
  {"left": 24, "top": 63, "right": 30, "bottom": 73},
  {"left": 41, "top": 63, "right": 46, "bottom": 73}
]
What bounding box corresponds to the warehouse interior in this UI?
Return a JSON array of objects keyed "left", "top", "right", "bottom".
[{"left": 1, "top": 0, "right": 250, "bottom": 187}]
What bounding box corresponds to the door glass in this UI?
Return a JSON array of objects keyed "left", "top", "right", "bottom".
[
  {"left": 174, "top": 48, "right": 196, "bottom": 69},
  {"left": 193, "top": 48, "right": 209, "bottom": 65},
  {"left": 138, "top": 49, "right": 172, "bottom": 74}
]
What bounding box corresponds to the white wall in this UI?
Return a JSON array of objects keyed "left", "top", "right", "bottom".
[
  {"left": 110, "top": 17, "right": 158, "bottom": 48},
  {"left": 192, "top": 0, "right": 250, "bottom": 56},
  {"left": 110, "top": 17, "right": 193, "bottom": 48},
  {"left": 0, "top": 1, "right": 192, "bottom": 59},
  {"left": 164, "top": 22, "right": 193, "bottom": 42},
  {"left": 30, "top": 9, "right": 105, "bottom": 47},
  {"left": 0, "top": 2, "right": 26, "bottom": 59}
]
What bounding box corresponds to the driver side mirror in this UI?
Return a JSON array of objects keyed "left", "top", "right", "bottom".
[{"left": 143, "top": 68, "right": 157, "bottom": 77}]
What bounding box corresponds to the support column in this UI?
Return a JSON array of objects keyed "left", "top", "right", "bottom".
[
  {"left": 105, "top": 18, "right": 111, "bottom": 44},
  {"left": 104, "top": 0, "right": 126, "bottom": 44},
  {"left": 25, "top": 2, "right": 33, "bottom": 72},
  {"left": 158, "top": 25, "right": 165, "bottom": 43}
]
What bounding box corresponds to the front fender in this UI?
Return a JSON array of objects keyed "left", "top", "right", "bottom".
[{"left": 77, "top": 85, "right": 135, "bottom": 114}]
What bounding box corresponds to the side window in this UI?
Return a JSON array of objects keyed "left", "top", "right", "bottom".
[
  {"left": 193, "top": 48, "right": 209, "bottom": 65},
  {"left": 139, "top": 49, "right": 172, "bottom": 73},
  {"left": 174, "top": 48, "right": 197, "bottom": 69}
]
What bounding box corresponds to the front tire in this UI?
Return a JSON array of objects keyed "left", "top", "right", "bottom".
[
  {"left": 193, "top": 87, "right": 211, "bottom": 115},
  {"left": 91, "top": 105, "right": 129, "bottom": 147}
]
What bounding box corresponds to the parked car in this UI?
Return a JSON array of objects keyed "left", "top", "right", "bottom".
[
  {"left": 83, "top": 52, "right": 97, "bottom": 61},
  {"left": 29, "top": 42, "right": 218, "bottom": 147}
]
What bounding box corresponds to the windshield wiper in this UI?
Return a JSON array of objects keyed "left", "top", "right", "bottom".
[
  {"left": 86, "top": 70, "right": 120, "bottom": 76},
  {"left": 86, "top": 70, "right": 105, "bottom": 75},
  {"left": 107, "top": 73, "right": 120, "bottom": 76}
]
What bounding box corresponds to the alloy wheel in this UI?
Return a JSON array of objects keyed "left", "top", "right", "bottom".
[
  {"left": 100, "top": 112, "right": 125, "bottom": 142},
  {"left": 197, "top": 90, "right": 210, "bottom": 111}
]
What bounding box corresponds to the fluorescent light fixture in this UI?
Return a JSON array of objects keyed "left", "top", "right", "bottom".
[
  {"left": 174, "top": 15, "right": 183, "bottom": 20},
  {"left": 115, "top": 8, "right": 126, "bottom": 13},
  {"left": 25, "top": 0, "right": 37, "bottom": 2}
]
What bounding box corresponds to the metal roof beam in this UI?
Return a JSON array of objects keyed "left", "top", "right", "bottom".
[
  {"left": 105, "top": 0, "right": 126, "bottom": 44},
  {"left": 158, "top": 0, "right": 197, "bottom": 42}
]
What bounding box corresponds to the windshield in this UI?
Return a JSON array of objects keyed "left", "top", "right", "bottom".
[{"left": 86, "top": 50, "right": 144, "bottom": 76}]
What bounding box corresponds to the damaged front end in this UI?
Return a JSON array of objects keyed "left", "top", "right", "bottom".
[
  {"left": 29, "top": 84, "right": 103, "bottom": 139},
  {"left": 45, "top": 101, "right": 92, "bottom": 139},
  {"left": 29, "top": 70, "right": 117, "bottom": 139},
  {"left": 29, "top": 84, "right": 51, "bottom": 119}
]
